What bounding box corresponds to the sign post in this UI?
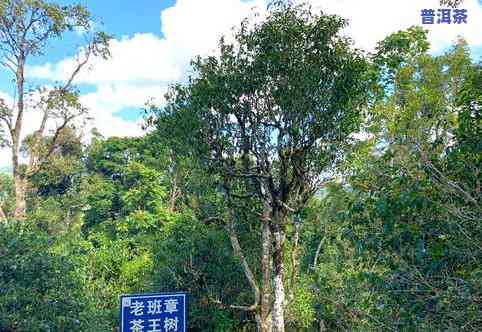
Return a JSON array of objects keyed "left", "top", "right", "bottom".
[{"left": 120, "top": 292, "right": 187, "bottom": 332}]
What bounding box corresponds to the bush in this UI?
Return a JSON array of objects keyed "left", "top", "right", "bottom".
[{"left": 0, "top": 221, "right": 107, "bottom": 331}]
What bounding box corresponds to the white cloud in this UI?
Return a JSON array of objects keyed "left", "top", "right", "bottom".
[
  {"left": 78, "top": 87, "right": 148, "bottom": 138},
  {"left": 0, "top": 90, "right": 13, "bottom": 108},
  {"left": 160, "top": 0, "right": 265, "bottom": 60},
  {"left": 28, "top": 0, "right": 267, "bottom": 86},
  {"left": 28, "top": 33, "right": 181, "bottom": 85},
  {"left": 81, "top": 84, "right": 166, "bottom": 111},
  {"left": 308, "top": 0, "right": 482, "bottom": 53}
]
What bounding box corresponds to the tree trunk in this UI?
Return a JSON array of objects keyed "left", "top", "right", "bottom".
[
  {"left": 319, "top": 319, "right": 327, "bottom": 331},
  {"left": 255, "top": 311, "right": 272, "bottom": 332},
  {"left": 13, "top": 174, "right": 26, "bottom": 218},
  {"left": 13, "top": 52, "right": 26, "bottom": 219},
  {"left": 259, "top": 213, "right": 272, "bottom": 332},
  {"left": 168, "top": 169, "right": 179, "bottom": 212},
  {"left": 288, "top": 219, "right": 300, "bottom": 302},
  {"left": 272, "top": 222, "right": 286, "bottom": 332},
  {"left": 312, "top": 236, "right": 325, "bottom": 269}
]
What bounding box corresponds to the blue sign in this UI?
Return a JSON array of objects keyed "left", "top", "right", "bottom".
[
  {"left": 120, "top": 292, "right": 187, "bottom": 332},
  {"left": 421, "top": 8, "right": 468, "bottom": 24}
]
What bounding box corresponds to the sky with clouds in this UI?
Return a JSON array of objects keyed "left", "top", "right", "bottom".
[{"left": 0, "top": 0, "right": 481, "bottom": 168}]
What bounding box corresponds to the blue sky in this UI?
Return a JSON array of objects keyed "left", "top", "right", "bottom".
[{"left": 0, "top": 0, "right": 481, "bottom": 167}]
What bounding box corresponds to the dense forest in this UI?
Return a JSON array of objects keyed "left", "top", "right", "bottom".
[{"left": 0, "top": 0, "right": 481, "bottom": 331}]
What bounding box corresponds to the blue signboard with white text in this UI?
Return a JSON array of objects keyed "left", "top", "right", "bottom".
[{"left": 120, "top": 292, "right": 187, "bottom": 332}]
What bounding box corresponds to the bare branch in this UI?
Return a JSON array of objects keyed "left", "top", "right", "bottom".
[
  {"left": 61, "top": 46, "right": 92, "bottom": 92},
  {"left": 208, "top": 296, "right": 258, "bottom": 312},
  {"left": 26, "top": 105, "right": 50, "bottom": 172},
  {"left": 0, "top": 19, "right": 20, "bottom": 57},
  {"left": 226, "top": 208, "right": 261, "bottom": 308},
  {"left": 40, "top": 114, "right": 76, "bottom": 164},
  {"left": 279, "top": 201, "right": 296, "bottom": 213},
  {"left": 416, "top": 145, "right": 481, "bottom": 211},
  {"left": 0, "top": 56, "right": 16, "bottom": 74}
]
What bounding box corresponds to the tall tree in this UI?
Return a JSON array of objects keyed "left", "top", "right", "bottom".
[
  {"left": 154, "top": 2, "right": 368, "bottom": 331},
  {"left": 0, "top": 0, "right": 110, "bottom": 219},
  {"left": 325, "top": 28, "right": 482, "bottom": 330}
]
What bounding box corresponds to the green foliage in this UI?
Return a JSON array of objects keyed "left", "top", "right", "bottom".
[
  {"left": 0, "top": 0, "right": 109, "bottom": 57},
  {"left": 304, "top": 31, "right": 482, "bottom": 331},
  {"left": 339, "top": 156, "right": 482, "bottom": 330},
  {"left": 82, "top": 137, "right": 169, "bottom": 231},
  {"left": 157, "top": 2, "right": 369, "bottom": 186},
  {"left": 121, "top": 162, "right": 167, "bottom": 215},
  {"left": 152, "top": 213, "right": 254, "bottom": 331},
  {"left": 27, "top": 127, "right": 85, "bottom": 197},
  {"left": 0, "top": 173, "right": 14, "bottom": 218},
  {"left": 0, "top": 221, "right": 108, "bottom": 331},
  {"left": 285, "top": 276, "right": 317, "bottom": 330},
  {"left": 373, "top": 26, "right": 430, "bottom": 76}
]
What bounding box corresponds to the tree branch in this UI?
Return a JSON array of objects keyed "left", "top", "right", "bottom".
[
  {"left": 61, "top": 46, "right": 92, "bottom": 92},
  {"left": 208, "top": 296, "right": 258, "bottom": 312},
  {"left": 226, "top": 208, "right": 261, "bottom": 308}
]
